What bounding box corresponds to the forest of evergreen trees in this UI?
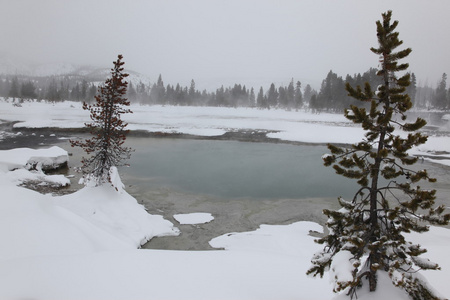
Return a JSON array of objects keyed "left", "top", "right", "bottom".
[{"left": 1, "top": 69, "right": 449, "bottom": 112}]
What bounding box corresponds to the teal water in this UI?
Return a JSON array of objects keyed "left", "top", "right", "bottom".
[{"left": 121, "top": 138, "right": 357, "bottom": 200}]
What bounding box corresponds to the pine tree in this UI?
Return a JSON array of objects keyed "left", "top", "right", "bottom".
[
  {"left": 249, "top": 87, "right": 256, "bottom": 107},
  {"left": 20, "top": 80, "right": 37, "bottom": 99},
  {"left": 127, "top": 82, "right": 137, "bottom": 102},
  {"left": 46, "top": 78, "right": 60, "bottom": 102},
  {"left": 70, "top": 55, "right": 132, "bottom": 186},
  {"left": 304, "top": 84, "right": 313, "bottom": 103},
  {"left": 309, "top": 94, "right": 318, "bottom": 112},
  {"left": 294, "top": 80, "right": 303, "bottom": 110},
  {"left": 406, "top": 72, "right": 417, "bottom": 106},
  {"left": 278, "top": 86, "right": 287, "bottom": 107},
  {"left": 8, "top": 77, "right": 20, "bottom": 98},
  {"left": 188, "top": 79, "right": 196, "bottom": 105},
  {"left": 256, "top": 86, "right": 267, "bottom": 109},
  {"left": 267, "top": 83, "right": 278, "bottom": 107},
  {"left": 307, "top": 11, "right": 449, "bottom": 299},
  {"left": 81, "top": 80, "right": 88, "bottom": 101},
  {"left": 287, "top": 79, "right": 295, "bottom": 109},
  {"left": 433, "top": 73, "right": 447, "bottom": 109}
]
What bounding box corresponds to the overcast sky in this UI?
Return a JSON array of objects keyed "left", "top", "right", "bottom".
[{"left": 2, "top": 0, "right": 450, "bottom": 90}]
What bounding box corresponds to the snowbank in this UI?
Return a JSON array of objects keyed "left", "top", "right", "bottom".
[
  {"left": 0, "top": 146, "right": 70, "bottom": 187},
  {"left": 0, "top": 146, "right": 68, "bottom": 172},
  {"left": 174, "top": 212, "right": 214, "bottom": 225},
  {"left": 57, "top": 183, "right": 179, "bottom": 248},
  {"left": 0, "top": 148, "right": 449, "bottom": 299},
  {"left": 0, "top": 146, "right": 179, "bottom": 260}
]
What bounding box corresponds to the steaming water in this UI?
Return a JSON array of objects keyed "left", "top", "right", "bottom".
[
  {"left": 63, "top": 136, "right": 450, "bottom": 249},
  {"left": 120, "top": 138, "right": 357, "bottom": 200}
]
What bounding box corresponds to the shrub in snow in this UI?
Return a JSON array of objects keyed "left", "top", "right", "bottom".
[
  {"left": 307, "top": 11, "right": 449, "bottom": 300},
  {"left": 70, "top": 55, "right": 132, "bottom": 187}
]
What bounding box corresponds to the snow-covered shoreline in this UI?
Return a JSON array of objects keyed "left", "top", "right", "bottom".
[
  {"left": 1, "top": 100, "right": 450, "bottom": 299},
  {"left": 0, "top": 146, "right": 449, "bottom": 299},
  {"left": 2, "top": 99, "right": 450, "bottom": 164}
]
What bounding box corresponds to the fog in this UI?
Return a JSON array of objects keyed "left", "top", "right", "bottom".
[{"left": 2, "top": 0, "right": 450, "bottom": 89}]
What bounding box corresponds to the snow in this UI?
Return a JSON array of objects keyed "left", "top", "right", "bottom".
[
  {"left": 0, "top": 146, "right": 70, "bottom": 187},
  {"left": 174, "top": 212, "right": 214, "bottom": 225},
  {"left": 0, "top": 145, "right": 68, "bottom": 172},
  {"left": 210, "top": 221, "right": 323, "bottom": 257},
  {"left": 2, "top": 100, "right": 450, "bottom": 164},
  {"left": 0, "top": 100, "right": 355, "bottom": 141},
  {"left": 332, "top": 272, "right": 412, "bottom": 300},
  {"left": 0, "top": 147, "right": 336, "bottom": 299},
  {"left": 1, "top": 100, "right": 450, "bottom": 299},
  {"left": 7, "top": 167, "right": 70, "bottom": 187},
  {"left": 329, "top": 250, "right": 355, "bottom": 291}
]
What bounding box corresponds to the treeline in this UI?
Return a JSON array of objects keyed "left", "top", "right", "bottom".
[
  {"left": 1, "top": 69, "right": 449, "bottom": 112},
  {"left": 311, "top": 70, "right": 450, "bottom": 111},
  {"left": 0, "top": 75, "right": 97, "bottom": 103},
  {"left": 132, "top": 75, "right": 307, "bottom": 109}
]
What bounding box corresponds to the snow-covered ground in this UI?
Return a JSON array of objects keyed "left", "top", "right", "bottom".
[
  {"left": 1, "top": 99, "right": 450, "bottom": 299},
  {"left": 1, "top": 100, "right": 449, "bottom": 161}
]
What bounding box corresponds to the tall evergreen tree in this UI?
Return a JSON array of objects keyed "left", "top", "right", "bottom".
[
  {"left": 309, "top": 94, "right": 318, "bottom": 112},
  {"left": 433, "top": 73, "right": 447, "bottom": 109},
  {"left": 317, "top": 70, "right": 348, "bottom": 112},
  {"left": 20, "top": 80, "right": 37, "bottom": 99},
  {"left": 249, "top": 87, "right": 256, "bottom": 107},
  {"left": 278, "top": 86, "right": 287, "bottom": 107},
  {"left": 59, "top": 80, "right": 69, "bottom": 101},
  {"left": 307, "top": 11, "right": 449, "bottom": 299},
  {"left": 303, "top": 84, "right": 313, "bottom": 103},
  {"left": 267, "top": 83, "right": 278, "bottom": 107},
  {"left": 150, "top": 74, "right": 166, "bottom": 104},
  {"left": 87, "top": 84, "right": 97, "bottom": 102},
  {"left": 287, "top": 79, "right": 295, "bottom": 108},
  {"left": 294, "top": 80, "right": 303, "bottom": 110},
  {"left": 127, "top": 82, "right": 137, "bottom": 101},
  {"left": 46, "top": 78, "right": 60, "bottom": 102},
  {"left": 70, "top": 55, "right": 132, "bottom": 186},
  {"left": 188, "top": 79, "right": 196, "bottom": 105},
  {"left": 8, "top": 77, "right": 20, "bottom": 98},
  {"left": 257, "top": 86, "right": 267, "bottom": 109},
  {"left": 406, "top": 72, "right": 417, "bottom": 106},
  {"left": 81, "top": 80, "right": 88, "bottom": 100},
  {"left": 71, "top": 83, "right": 81, "bottom": 101}
]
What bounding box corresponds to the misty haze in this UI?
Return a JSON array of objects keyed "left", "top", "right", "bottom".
[{"left": 1, "top": 1, "right": 450, "bottom": 300}]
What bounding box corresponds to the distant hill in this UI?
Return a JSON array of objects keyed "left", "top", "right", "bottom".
[{"left": 0, "top": 52, "right": 151, "bottom": 85}]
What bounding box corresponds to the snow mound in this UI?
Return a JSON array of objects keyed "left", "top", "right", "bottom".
[
  {"left": 0, "top": 146, "right": 179, "bottom": 260},
  {"left": 7, "top": 167, "right": 70, "bottom": 187},
  {"left": 0, "top": 177, "right": 132, "bottom": 260},
  {"left": 0, "top": 146, "right": 68, "bottom": 172},
  {"left": 210, "top": 221, "right": 323, "bottom": 256},
  {"left": 57, "top": 184, "right": 179, "bottom": 248},
  {"left": 173, "top": 212, "right": 214, "bottom": 225}
]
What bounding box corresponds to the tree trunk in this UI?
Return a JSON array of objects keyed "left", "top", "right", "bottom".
[
  {"left": 368, "top": 53, "right": 391, "bottom": 292},
  {"left": 368, "top": 129, "right": 384, "bottom": 292}
]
